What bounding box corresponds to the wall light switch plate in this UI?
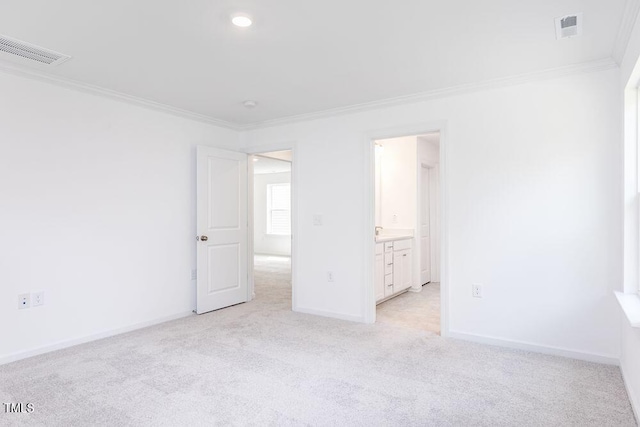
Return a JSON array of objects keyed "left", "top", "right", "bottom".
[
  {"left": 18, "top": 293, "right": 30, "bottom": 309},
  {"left": 191, "top": 269, "right": 197, "bottom": 280},
  {"left": 32, "top": 291, "right": 44, "bottom": 307}
]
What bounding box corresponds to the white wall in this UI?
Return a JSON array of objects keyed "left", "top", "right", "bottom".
[
  {"left": 254, "top": 172, "right": 292, "bottom": 256},
  {"left": 378, "top": 136, "right": 417, "bottom": 230},
  {"left": 243, "top": 67, "right": 622, "bottom": 360},
  {"left": 0, "top": 72, "right": 239, "bottom": 363}
]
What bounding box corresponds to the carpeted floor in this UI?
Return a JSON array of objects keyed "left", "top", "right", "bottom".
[{"left": 0, "top": 256, "right": 635, "bottom": 426}]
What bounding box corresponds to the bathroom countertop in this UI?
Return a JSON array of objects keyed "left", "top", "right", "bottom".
[{"left": 375, "top": 234, "right": 413, "bottom": 243}]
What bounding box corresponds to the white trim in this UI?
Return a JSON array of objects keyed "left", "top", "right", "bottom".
[
  {"left": 613, "top": 0, "right": 640, "bottom": 65},
  {"left": 362, "top": 121, "right": 449, "bottom": 336},
  {"left": 363, "top": 132, "right": 377, "bottom": 324},
  {"left": 621, "top": 360, "right": 640, "bottom": 422},
  {"left": 624, "top": 63, "right": 640, "bottom": 293},
  {"left": 0, "top": 310, "right": 194, "bottom": 366},
  {"left": 295, "top": 306, "right": 364, "bottom": 323},
  {"left": 242, "top": 141, "right": 298, "bottom": 155},
  {"left": 247, "top": 154, "right": 257, "bottom": 300},
  {"left": 616, "top": 291, "right": 640, "bottom": 327},
  {"left": 0, "top": 58, "right": 617, "bottom": 132},
  {"left": 241, "top": 58, "right": 617, "bottom": 130},
  {"left": 0, "top": 62, "right": 238, "bottom": 130},
  {"left": 448, "top": 330, "right": 619, "bottom": 366}
]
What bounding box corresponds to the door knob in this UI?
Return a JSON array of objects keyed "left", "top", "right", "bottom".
[{"left": 199, "top": 235, "right": 208, "bottom": 241}]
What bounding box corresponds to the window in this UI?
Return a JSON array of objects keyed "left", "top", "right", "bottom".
[{"left": 267, "top": 183, "right": 291, "bottom": 235}]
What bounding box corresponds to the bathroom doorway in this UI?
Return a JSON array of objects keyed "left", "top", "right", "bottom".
[{"left": 372, "top": 133, "right": 441, "bottom": 334}]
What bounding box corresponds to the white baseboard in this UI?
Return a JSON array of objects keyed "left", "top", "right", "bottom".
[
  {"left": 0, "top": 310, "right": 194, "bottom": 366},
  {"left": 620, "top": 361, "right": 640, "bottom": 422},
  {"left": 448, "top": 330, "right": 619, "bottom": 366},
  {"left": 294, "top": 305, "right": 364, "bottom": 323},
  {"left": 254, "top": 252, "right": 292, "bottom": 257}
]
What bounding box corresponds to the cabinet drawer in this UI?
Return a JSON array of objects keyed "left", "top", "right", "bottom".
[
  {"left": 384, "top": 263, "right": 393, "bottom": 275},
  {"left": 393, "top": 239, "right": 412, "bottom": 251},
  {"left": 384, "top": 274, "right": 393, "bottom": 286},
  {"left": 384, "top": 253, "right": 393, "bottom": 265}
]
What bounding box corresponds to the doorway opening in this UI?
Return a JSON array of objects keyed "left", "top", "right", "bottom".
[
  {"left": 372, "top": 133, "right": 441, "bottom": 334},
  {"left": 249, "top": 150, "right": 293, "bottom": 310}
]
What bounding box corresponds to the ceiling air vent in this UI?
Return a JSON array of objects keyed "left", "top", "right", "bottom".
[
  {"left": 0, "top": 34, "right": 70, "bottom": 66},
  {"left": 555, "top": 13, "right": 583, "bottom": 40}
]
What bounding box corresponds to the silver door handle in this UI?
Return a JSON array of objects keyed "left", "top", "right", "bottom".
[{"left": 198, "top": 235, "right": 208, "bottom": 241}]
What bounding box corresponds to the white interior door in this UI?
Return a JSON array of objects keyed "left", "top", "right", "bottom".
[
  {"left": 196, "top": 146, "right": 248, "bottom": 314},
  {"left": 420, "top": 165, "right": 431, "bottom": 284}
]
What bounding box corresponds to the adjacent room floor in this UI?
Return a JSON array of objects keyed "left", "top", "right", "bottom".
[
  {"left": 376, "top": 282, "right": 440, "bottom": 334},
  {"left": 0, "top": 263, "right": 635, "bottom": 426},
  {"left": 253, "top": 254, "right": 291, "bottom": 308}
]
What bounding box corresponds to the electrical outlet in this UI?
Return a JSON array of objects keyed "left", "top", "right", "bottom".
[
  {"left": 472, "top": 284, "right": 483, "bottom": 298},
  {"left": 32, "top": 291, "right": 44, "bottom": 307},
  {"left": 327, "top": 271, "right": 335, "bottom": 282},
  {"left": 392, "top": 214, "right": 398, "bottom": 224},
  {"left": 313, "top": 214, "right": 323, "bottom": 226},
  {"left": 191, "top": 269, "right": 197, "bottom": 280},
  {"left": 18, "top": 293, "right": 30, "bottom": 309}
]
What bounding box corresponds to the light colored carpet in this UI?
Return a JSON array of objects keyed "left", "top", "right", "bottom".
[
  {"left": 0, "top": 256, "right": 635, "bottom": 426},
  {"left": 377, "top": 282, "right": 440, "bottom": 334}
]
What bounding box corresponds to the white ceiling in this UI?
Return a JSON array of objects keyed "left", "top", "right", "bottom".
[
  {"left": 418, "top": 133, "right": 440, "bottom": 147},
  {"left": 253, "top": 156, "right": 291, "bottom": 175},
  {"left": 0, "top": 0, "right": 627, "bottom": 127},
  {"left": 258, "top": 150, "right": 292, "bottom": 162}
]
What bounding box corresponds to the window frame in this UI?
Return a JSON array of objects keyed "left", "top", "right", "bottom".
[{"left": 266, "top": 182, "right": 291, "bottom": 236}]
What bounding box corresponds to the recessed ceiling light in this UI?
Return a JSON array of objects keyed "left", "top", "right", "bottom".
[
  {"left": 232, "top": 14, "right": 252, "bottom": 27},
  {"left": 243, "top": 100, "right": 258, "bottom": 109},
  {"left": 253, "top": 158, "right": 259, "bottom": 162}
]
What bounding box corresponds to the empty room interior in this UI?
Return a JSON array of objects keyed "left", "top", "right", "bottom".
[
  {"left": 4, "top": 1, "right": 640, "bottom": 425},
  {"left": 251, "top": 150, "right": 292, "bottom": 310}
]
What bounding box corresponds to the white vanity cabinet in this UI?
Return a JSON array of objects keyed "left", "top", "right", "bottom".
[
  {"left": 383, "top": 242, "right": 395, "bottom": 297},
  {"left": 375, "top": 237, "right": 413, "bottom": 303},
  {"left": 393, "top": 251, "right": 412, "bottom": 291},
  {"left": 375, "top": 243, "right": 385, "bottom": 301}
]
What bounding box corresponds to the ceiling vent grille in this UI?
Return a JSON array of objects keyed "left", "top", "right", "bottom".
[
  {"left": 0, "top": 34, "right": 70, "bottom": 65},
  {"left": 555, "top": 13, "right": 583, "bottom": 40}
]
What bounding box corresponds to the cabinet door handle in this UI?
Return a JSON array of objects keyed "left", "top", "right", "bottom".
[
  {"left": 403, "top": 254, "right": 407, "bottom": 257},
  {"left": 387, "top": 284, "right": 393, "bottom": 287}
]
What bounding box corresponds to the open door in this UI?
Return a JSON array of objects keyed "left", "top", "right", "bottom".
[
  {"left": 420, "top": 165, "right": 431, "bottom": 285},
  {"left": 196, "top": 146, "right": 248, "bottom": 314}
]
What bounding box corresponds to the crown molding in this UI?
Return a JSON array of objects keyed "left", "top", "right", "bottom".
[
  {"left": 0, "top": 57, "right": 619, "bottom": 133},
  {"left": 0, "top": 62, "right": 240, "bottom": 130},
  {"left": 613, "top": 0, "right": 640, "bottom": 65},
  {"left": 240, "top": 58, "right": 619, "bottom": 131}
]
